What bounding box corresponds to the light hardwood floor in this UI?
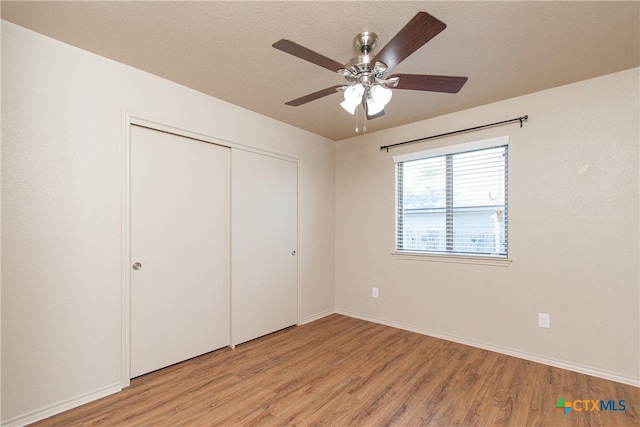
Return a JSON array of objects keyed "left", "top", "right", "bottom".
[{"left": 32, "top": 314, "right": 638, "bottom": 426}]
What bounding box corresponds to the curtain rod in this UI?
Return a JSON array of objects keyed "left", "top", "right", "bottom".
[{"left": 380, "top": 115, "right": 528, "bottom": 152}]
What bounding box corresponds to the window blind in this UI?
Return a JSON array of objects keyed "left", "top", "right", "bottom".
[{"left": 395, "top": 138, "right": 508, "bottom": 257}]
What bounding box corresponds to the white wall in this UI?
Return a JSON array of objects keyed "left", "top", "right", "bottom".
[
  {"left": 335, "top": 68, "right": 639, "bottom": 385},
  {"left": 1, "top": 21, "right": 335, "bottom": 423}
]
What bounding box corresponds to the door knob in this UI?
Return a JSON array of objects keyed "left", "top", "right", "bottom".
[
  {"left": 291, "top": 250, "right": 296, "bottom": 256},
  {"left": 132, "top": 262, "right": 142, "bottom": 270}
]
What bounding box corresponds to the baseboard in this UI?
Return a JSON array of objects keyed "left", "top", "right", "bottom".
[
  {"left": 301, "top": 309, "right": 335, "bottom": 325},
  {"left": 335, "top": 309, "right": 640, "bottom": 388},
  {"left": 2, "top": 383, "right": 122, "bottom": 427}
]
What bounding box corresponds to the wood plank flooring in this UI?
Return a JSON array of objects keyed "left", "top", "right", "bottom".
[{"left": 31, "top": 314, "right": 638, "bottom": 426}]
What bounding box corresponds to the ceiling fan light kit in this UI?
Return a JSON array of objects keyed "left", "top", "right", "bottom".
[{"left": 273, "top": 12, "right": 468, "bottom": 133}]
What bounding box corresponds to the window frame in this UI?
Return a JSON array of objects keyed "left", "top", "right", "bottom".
[{"left": 392, "top": 136, "right": 512, "bottom": 266}]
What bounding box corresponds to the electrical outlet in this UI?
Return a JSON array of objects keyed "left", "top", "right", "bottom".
[
  {"left": 372, "top": 287, "right": 379, "bottom": 298},
  {"left": 538, "top": 313, "right": 551, "bottom": 328}
]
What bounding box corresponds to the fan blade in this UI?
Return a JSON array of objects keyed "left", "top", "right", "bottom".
[
  {"left": 372, "top": 12, "right": 446, "bottom": 70},
  {"left": 273, "top": 39, "right": 344, "bottom": 72},
  {"left": 285, "top": 85, "right": 345, "bottom": 106},
  {"left": 390, "top": 74, "right": 468, "bottom": 93}
]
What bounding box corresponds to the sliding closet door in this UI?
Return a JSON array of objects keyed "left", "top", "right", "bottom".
[
  {"left": 231, "top": 149, "right": 298, "bottom": 346},
  {"left": 130, "top": 125, "right": 230, "bottom": 378}
]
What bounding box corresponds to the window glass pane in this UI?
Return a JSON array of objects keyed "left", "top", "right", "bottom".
[{"left": 397, "top": 157, "right": 447, "bottom": 252}]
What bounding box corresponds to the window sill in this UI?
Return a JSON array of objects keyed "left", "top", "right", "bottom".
[{"left": 392, "top": 252, "right": 512, "bottom": 267}]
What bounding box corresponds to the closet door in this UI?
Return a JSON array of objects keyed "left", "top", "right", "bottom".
[
  {"left": 231, "top": 150, "right": 298, "bottom": 346},
  {"left": 130, "top": 125, "right": 230, "bottom": 378}
]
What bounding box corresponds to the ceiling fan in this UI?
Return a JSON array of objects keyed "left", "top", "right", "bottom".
[{"left": 272, "top": 11, "right": 468, "bottom": 128}]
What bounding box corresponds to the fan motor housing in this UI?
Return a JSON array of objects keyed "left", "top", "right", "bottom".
[
  {"left": 345, "top": 32, "right": 388, "bottom": 78},
  {"left": 348, "top": 32, "right": 378, "bottom": 73},
  {"left": 354, "top": 31, "right": 378, "bottom": 53},
  {"left": 347, "top": 55, "right": 374, "bottom": 74}
]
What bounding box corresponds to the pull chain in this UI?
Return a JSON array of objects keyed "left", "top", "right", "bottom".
[
  {"left": 354, "top": 104, "right": 368, "bottom": 133},
  {"left": 363, "top": 108, "right": 367, "bottom": 132}
]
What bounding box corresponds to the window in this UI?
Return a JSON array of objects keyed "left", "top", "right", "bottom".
[{"left": 394, "top": 136, "right": 508, "bottom": 258}]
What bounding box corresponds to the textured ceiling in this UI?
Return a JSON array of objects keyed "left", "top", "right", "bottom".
[{"left": 2, "top": 1, "right": 639, "bottom": 141}]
